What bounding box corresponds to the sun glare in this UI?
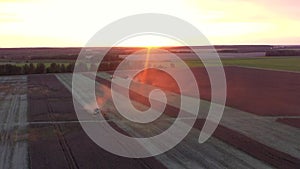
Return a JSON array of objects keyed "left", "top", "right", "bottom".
[{"left": 117, "top": 35, "right": 182, "bottom": 47}]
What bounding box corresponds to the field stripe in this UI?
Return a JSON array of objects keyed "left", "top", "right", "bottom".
[{"left": 193, "top": 119, "right": 300, "bottom": 169}]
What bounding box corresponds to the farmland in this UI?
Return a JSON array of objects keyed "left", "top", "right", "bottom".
[
  {"left": 186, "top": 56, "right": 300, "bottom": 72},
  {"left": 0, "top": 46, "right": 300, "bottom": 169},
  {"left": 0, "top": 76, "right": 28, "bottom": 169}
]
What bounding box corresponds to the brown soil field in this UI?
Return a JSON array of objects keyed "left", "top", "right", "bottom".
[
  {"left": 217, "top": 66, "right": 300, "bottom": 116},
  {"left": 276, "top": 118, "right": 300, "bottom": 129},
  {"left": 28, "top": 74, "right": 76, "bottom": 122},
  {"left": 60, "top": 123, "right": 167, "bottom": 169},
  {"left": 107, "top": 66, "right": 300, "bottom": 116},
  {"left": 28, "top": 124, "right": 73, "bottom": 169}
]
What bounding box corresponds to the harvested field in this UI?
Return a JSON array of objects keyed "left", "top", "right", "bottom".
[
  {"left": 1, "top": 64, "right": 300, "bottom": 169},
  {"left": 27, "top": 74, "right": 81, "bottom": 169},
  {"left": 107, "top": 70, "right": 300, "bottom": 161},
  {"left": 28, "top": 74, "right": 167, "bottom": 169},
  {"left": 105, "top": 66, "right": 300, "bottom": 116},
  {"left": 0, "top": 76, "right": 28, "bottom": 169},
  {"left": 57, "top": 73, "right": 279, "bottom": 168},
  {"left": 59, "top": 123, "right": 167, "bottom": 169},
  {"left": 28, "top": 124, "right": 74, "bottom": 169},
  {"left": 91, "top": 71, "right": 300, "bottom": 168},
  {"left": 29, "top": 122, "right": 166, "bottom": 169}
]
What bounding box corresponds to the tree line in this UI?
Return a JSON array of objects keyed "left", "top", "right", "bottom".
[
  {"left": 266, "top": 50, "right": 300, "bottom": 56},
  {"left": 0, "top": 61, "right": 121, "bottom": 75},
  {"left": 0, "top": 63, "right": 75, "bottom": 75}
]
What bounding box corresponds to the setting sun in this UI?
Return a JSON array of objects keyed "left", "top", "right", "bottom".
[{"left": 117, "top": 35, "right": 182, "bottom": 47}]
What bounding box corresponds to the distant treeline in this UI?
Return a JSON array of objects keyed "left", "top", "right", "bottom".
[
  {"left": 266, "top": 50, "right": 300, "bottom": 56},
  {"left": 0, "top": 47, "right": 134, "bottom": 61},
  {"left": 0, "top": 48, "right": 81, "bottom": 60},
  {"left": 0, "top": 61, "right": 121, "bottom": 75},
  {"left": 0, "top": 63, "right": 75, "bottom": 75}
]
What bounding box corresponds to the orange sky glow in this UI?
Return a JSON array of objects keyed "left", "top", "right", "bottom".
[{"left": 0, "top": 0, "right": 300, "bottom": 47}]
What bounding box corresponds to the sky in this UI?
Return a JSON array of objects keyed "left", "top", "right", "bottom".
[{"left": 0, "top": 0, "right": 300, "bottom": 47}]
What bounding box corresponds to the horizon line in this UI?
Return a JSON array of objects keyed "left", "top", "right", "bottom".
[{"left": 1, "top": 44, "right": 300, "bottom": 49}]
